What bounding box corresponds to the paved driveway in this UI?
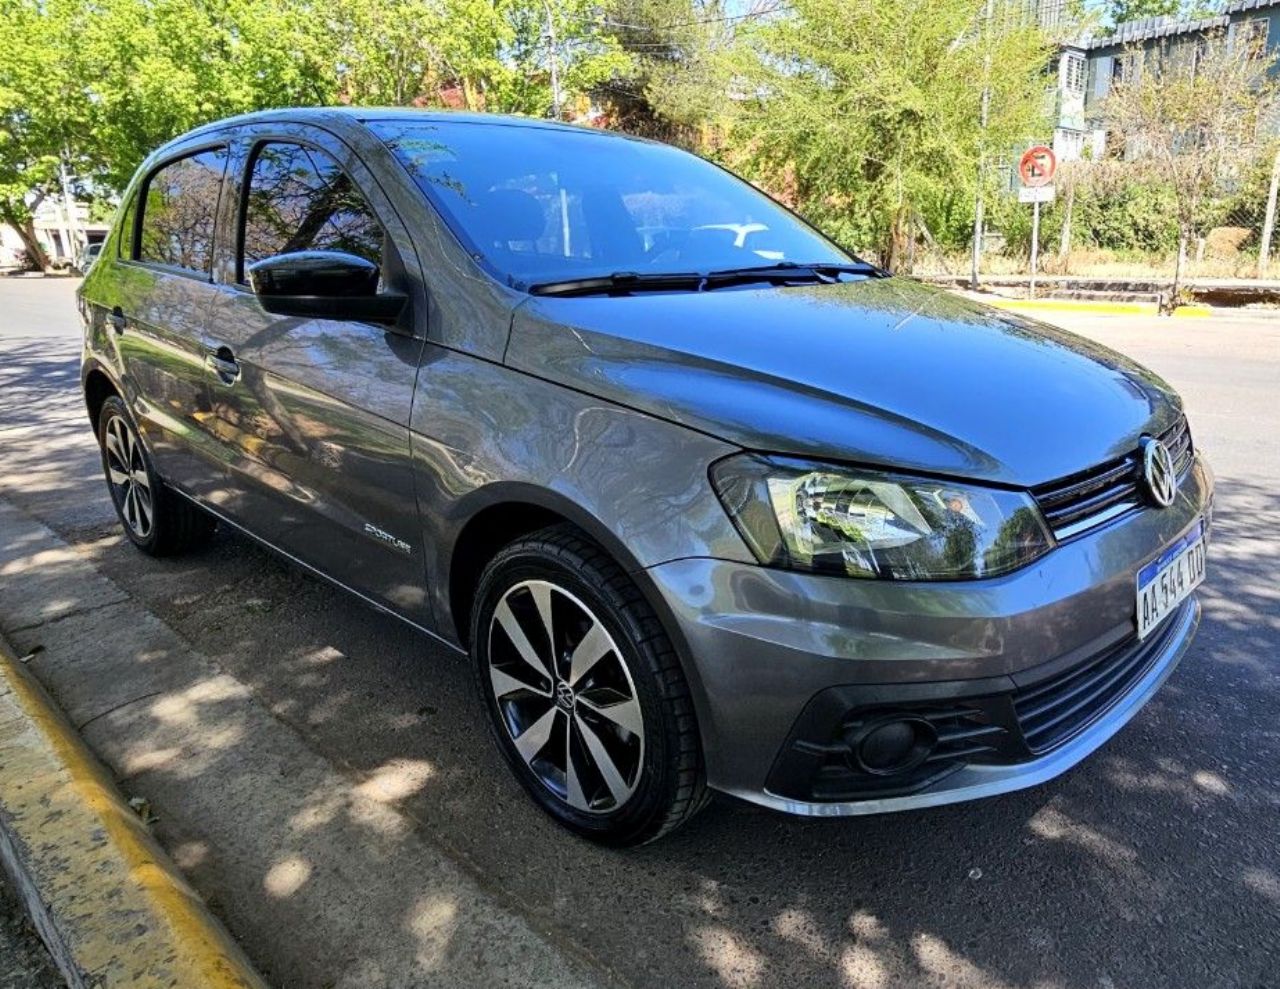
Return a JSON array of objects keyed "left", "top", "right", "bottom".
[{"left": 1, "top": 276, "right": 1277, "bottom": 988}]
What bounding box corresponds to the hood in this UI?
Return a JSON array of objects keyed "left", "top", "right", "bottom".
[{"left": 506, "top": 277, "right": 1181, "bottom": 487}]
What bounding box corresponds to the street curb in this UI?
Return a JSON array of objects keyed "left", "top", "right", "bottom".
[{"left": 0, "top": 630, "right": 270, "bottom": 989}]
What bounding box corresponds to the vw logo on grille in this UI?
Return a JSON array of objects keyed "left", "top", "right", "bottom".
[{"left": 1141, "top": 437, "right": 1178, "bottom": 508}]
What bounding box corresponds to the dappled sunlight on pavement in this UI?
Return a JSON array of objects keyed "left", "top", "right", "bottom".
[{"left": 1, "top": 279, "right": 1277, "bottom": 987}]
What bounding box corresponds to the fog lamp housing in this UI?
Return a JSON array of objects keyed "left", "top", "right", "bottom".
[{"left": 844, "top": 716, "right": 938, "bottom": 776}]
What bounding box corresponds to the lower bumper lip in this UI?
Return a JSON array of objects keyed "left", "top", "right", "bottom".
[{"left": 733, "top": 597, "right": 1200, "bottom": 818}]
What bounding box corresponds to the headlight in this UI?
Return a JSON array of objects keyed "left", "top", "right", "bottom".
[{"left": 710, "top": 455, "right": 1053, "bottom": 580}]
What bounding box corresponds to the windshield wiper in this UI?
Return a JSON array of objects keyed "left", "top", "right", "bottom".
[
  {"left": 529, "top": 271, "right": 704, "bottom": 297},
  {"left": 701, "top": 261, "right": 885, "bottom": 288},
  {"left": 528, "top": 260, "right": 885, "bottom": 298}
]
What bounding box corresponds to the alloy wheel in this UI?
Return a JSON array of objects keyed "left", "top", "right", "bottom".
[
  {"left": 487, "top": 579, "right": 645, "bottom": 814},
  {"left": 103, "top": 414, "right": 154, "bottom": 539}
]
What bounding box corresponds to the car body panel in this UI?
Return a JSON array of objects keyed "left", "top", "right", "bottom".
[
  {"left": 644, "top": 456, "right": 1212, "bottom": 795},
  {"left": 406, "top": 344, "right": 751, "bottom": 642},
  {"left": 509, "top": 277, "right": 1181, "bottom": 487},
  {"left": 78, "top": 140, "right": 232, "bottom": 503},
  {"left": 196, "top": 125, "right": 434, "bottom": 620}
]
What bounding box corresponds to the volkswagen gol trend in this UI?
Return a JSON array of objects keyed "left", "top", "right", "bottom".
[{"left": 78, "top": 109, "right": 1212, "bottom": 844}]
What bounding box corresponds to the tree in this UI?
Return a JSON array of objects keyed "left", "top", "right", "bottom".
[
  {"left": 597, "top": 0, "right": 735, "bottom": 145},
  {"left": 1107, "top": 0, "right": 1181, "bottom": 24},
  {"left": 721, "top": 0, "right": 1054, "bottom": 271},
  {"left": 1, "top": 0, "right": 340, "bottom": 269},
  {"left": 1102, "top": 29, "right": 1280, "bottom": 309},
  {"left": 0, "top": 0, "right": 93, "bottom": 270},
  {"left": 331, "top": 0, "right": 628, "bottom": 118}
]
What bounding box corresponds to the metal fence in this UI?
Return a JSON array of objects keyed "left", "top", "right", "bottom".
[{"left": 909, "top": 149, "right": 1280, "bottom": 295}]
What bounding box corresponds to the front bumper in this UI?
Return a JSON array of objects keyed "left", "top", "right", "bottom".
[{"left": 645, "top": 456, "right": 1212, "bottom": 815}]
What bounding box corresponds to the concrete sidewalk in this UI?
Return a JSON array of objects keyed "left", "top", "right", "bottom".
[{"left": 0, "top": 496, "right": 610, "bottom": 989}]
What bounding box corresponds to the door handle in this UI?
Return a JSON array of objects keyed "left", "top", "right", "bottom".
[
  {"left": 205, "top": 347, "right": 241, "bottom": 384},
  {"left": 109, "top": 307, "right": 127, "bottom": 334}
]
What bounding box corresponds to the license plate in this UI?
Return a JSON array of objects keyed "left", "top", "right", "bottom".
[{"left": 1136, "top": 522, "right": 1206, "bottom": 639}]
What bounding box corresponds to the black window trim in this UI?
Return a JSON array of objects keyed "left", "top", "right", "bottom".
[
  {"left": 235, "top": 135, "right": 390, "bottom": 286},
  {"left": 128, "top": 140, "right": 232, "bottom": 283}
]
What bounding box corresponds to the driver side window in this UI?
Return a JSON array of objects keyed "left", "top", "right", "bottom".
[{"left": 239, "top": 141, "right": 385, "bottom": 282}]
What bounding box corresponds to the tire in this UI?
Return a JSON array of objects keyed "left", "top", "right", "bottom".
[
  {"left": 471, "top": 524, "right": 709, "bottom": 845},
  {"left": 96, "top": 395, "right": 216, "bottom": 556}
]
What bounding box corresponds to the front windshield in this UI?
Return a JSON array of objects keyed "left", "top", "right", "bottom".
[{"left": 368, "top": 119, "right": 851, "bottom": 289}]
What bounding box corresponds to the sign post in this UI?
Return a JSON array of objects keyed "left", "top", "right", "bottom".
[{"left": 1018, "top": 145, "right": 1057, "bottom": 300}]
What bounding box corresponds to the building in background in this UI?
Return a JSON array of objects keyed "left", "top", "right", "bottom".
[
  {"left": 1051, "top": 0, "right": 1280, "bottom": 161},
  {"left": 0, "top": 199, "right": 109, "bottom": 270}
]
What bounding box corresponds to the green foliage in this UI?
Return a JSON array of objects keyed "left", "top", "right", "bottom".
[
  {"left": 600, "top": 0, "right": 734, "bottom": 145},
  {"left": 0, "top": 0, "right": 630, "bottom": 256},
  {"left": 1107, "top": 0, "right": 1181, "bottom": 24},
  {"left": 991, "top": 171, "right": 1181, "bottom": 256},
  {"left": 334, "top": 0, "right": 629, "bottom": 117},
  {"left": 709, "top": 0, "right": 1055, "bottom": 269}
]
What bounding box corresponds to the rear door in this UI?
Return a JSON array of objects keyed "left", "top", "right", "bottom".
[
  {"left": 204, "top": 129, "right": 430, "bottom": 622},
  {"left": 97, "top": 144, "right": 230, "bottom": 502}
]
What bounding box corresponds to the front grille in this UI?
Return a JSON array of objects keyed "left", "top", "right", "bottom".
[
  {"left": 1033, "top": 416, "right": 1193, "bottom": 540},
  {"left": 1013, "top": 609, "right": 1183, "bottom": 753}
]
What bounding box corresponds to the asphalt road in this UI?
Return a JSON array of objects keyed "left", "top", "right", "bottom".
[{"left": 1, "top": 275, "right": 1277, "bottom": 988}]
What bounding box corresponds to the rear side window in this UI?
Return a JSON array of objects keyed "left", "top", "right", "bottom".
[
  {"left": 138, "top": 147, "right": 229, "bottom": 275},
  {"left": 240, "top": 141, "right": 384, "bottom": 281}
]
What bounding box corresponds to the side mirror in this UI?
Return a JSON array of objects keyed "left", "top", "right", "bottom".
[{"left": 247, "top": 251, "right": 407, "bottom": 325}]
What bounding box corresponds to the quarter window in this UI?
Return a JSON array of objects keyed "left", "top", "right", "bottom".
[
  {"left": 240, "top": 142, "right": 384, "bottom": 280},
  {"left": 116, "top": 193, "right": 136, "bottom": 260},
  {"left": 137, "top": 148, "right": 229, "bottom": 275}
]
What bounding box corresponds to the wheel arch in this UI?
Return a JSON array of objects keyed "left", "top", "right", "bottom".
[
  {"left": 82, "top": 360, "right": 122, "bottom": 430},
  {"left": 445, "top": 483, "right": 655, "bottom": 649}
]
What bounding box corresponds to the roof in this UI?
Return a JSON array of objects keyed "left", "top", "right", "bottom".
[
  {"left": 183, "top": 106, "right": 612, "bottom": 140},
  {"left": 1079, "top": 0, "right": 1278, "bottom": 50}
]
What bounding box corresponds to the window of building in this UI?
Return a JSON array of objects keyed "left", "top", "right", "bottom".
[
  {"left": 1064, "top": 53, "right": 1086, "bottom": 95},
  {"left": 137, "top": 147, "right": 229, "bottom": 275},
  {"left": 1241, "top": 18, "right": 1269, "bottom": 57},
  {"left": 1111, "top": 54, "right": 1131, "bottom": 86},
  {"left": 239, "top": 142, "right": 385, "bottom": 281}
]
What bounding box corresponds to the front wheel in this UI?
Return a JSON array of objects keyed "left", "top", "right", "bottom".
[{"left": 471, "top": 525, "right": 708, "bottom": 845}]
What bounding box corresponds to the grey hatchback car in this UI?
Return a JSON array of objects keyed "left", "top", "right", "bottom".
[{"left": 79, "top": 108, "right": 1212, "bottom": 844}]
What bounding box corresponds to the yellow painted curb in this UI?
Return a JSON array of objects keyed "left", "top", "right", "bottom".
[
  {"left": 0, "top": 633, "right": 269, "bottom": 989},
  {"left": 987, "top": 299, "right": 1215, "bottom": 318},
  {"left": 987, "top": 299, "right": 1157, "bottom": 316}
]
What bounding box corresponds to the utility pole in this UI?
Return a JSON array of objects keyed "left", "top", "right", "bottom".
[
  {"left": 545, "top": 0, "right": 562, "bottom": 120},
  {"left": 1259, "top": 144, "right": 1280, "bottom": 277},
  {"left": 970, "top": 0, "right": 995, "bottom": 291}
]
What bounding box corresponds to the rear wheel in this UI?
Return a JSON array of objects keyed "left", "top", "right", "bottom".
[
  {"left": 97, "top": 395, "right": 215, "bottom": 556},
  {"left": 471, "top": 524, "right": 708, "bottom": 845}
]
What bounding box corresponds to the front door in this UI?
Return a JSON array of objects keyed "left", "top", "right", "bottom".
[{"left": 204, "top": 134, "right": 430, "bottom": 623}]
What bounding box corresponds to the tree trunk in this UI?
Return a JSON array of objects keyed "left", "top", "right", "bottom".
[
  {"left": 886, "top": 206, "right": 911, "bottom": 274},
  {"left": 1165, "top": 228, "right": 1189, "bottom": 316},
  {"left": 1058, "top": 177, "right": 1074, "bottom": 268},
  {"left": 1259, "top": 144, "right": 1280, "bottom": 276},
  {"left": 0, "top": 207, "right": 52, "bottom": 271}
]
